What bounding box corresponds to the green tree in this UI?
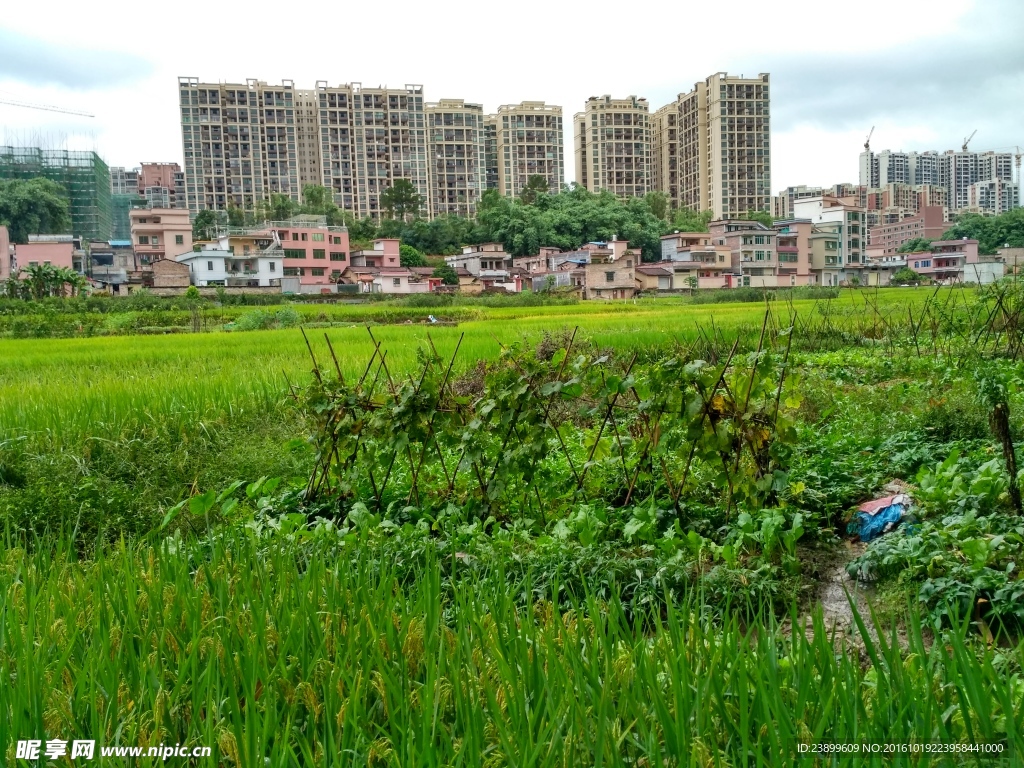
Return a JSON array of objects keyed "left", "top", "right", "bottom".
[
  {"left": 192, "top": 210, "right": 219, "bottom": 241},
  {"left": 54, "top": 266, "right": 86, "bottom": 297},
  {"left": 433, "top": 263, "right": 459, "bottom": 285},
  {"left": 942, "top": 209, "right": 1024, "bottom": 255},
  {"left": 891, "top": 267, "right": 924, "bottom": 284},
  {"left": 226, "top": 205, "right": 247, "bottom": 228},
  {"left": 400, "top": 244, "right": 427, "bottom": 267},
  {"left": 519, "top": 175, "right": 550, "bottom": 205},
  {"left": 741, "top": 210, "right": 774, "bottom": 228},
  {"left": 0, "top": 178, "right": 72, "bottom": 242},
  {"left": 644, "top": 191, "right": 669, "bottom": 221},
  {"left": 670, "top": 206, "right": 714, "bottom": 233},
  {"left": 379, "top": 179, "right": 423, "bottom": 221},
  {"left": 345, "top": 215, "right": 379, "bottom": 244},
  {"left": 3, "top": 275, "right": 29, "bottom": 299},
  {"left": 267, "top": 194, "right": 299, "bottom": 222},
  {"left": 897, "top": 237, "right": 934, "bottom": 253},
  {"left": 182, "top": 285, "right": 205, "bottom": 332},
  {"left": 301, "top": 185, "right": 335, "bottom": 214},
  {"left": 21, "top": 262, "right": 58, "bottom": 299},
  {"left": 300, "top": 185, "right": 349, "bottom": 227}
]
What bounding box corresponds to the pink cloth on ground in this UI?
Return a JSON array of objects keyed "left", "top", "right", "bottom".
[{"left": 858, "top": 494, "right": 909, "bottom": 516}]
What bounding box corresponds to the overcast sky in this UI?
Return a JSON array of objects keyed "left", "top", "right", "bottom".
[{"left": 1, "top": 0, "right": 1020, "bottom": 194}]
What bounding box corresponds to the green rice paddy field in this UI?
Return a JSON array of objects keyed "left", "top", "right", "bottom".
[
  {"left": 0, "top": 289, "right": 933, "bottom": 445},
  {"left": 4, "top": 287, "right": 1023, "bottom": 766}
]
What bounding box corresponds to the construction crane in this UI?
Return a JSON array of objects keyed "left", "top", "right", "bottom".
[
  {"left": 0, "top": 97, "right": 94, "bottom": 118},
  {"left": 962, "top": 129, "right": 977, "bottom": 152},
  {"left": 864, "top": 126, "right": 874, "bottom": 152}
]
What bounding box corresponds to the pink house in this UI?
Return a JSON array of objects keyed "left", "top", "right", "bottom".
[
  {"left": 773, "top": 219, "right": 814, "bottom": 286},
  {"left": 272, "top": 218, "right": 351, "bottom": 286},
  {"left": 130, "top": 208, "right": 193, "bottom": 263},
  {"left": 15, "top": 240, "right": 75, "bottom": 272},
  {"left": 351, "top": 239, "right": 401, "bottom": 269},
  {"left": 0, "top": 226, "right": 10, "bottom": 281},
  {"left": 908, "top": 239, "right": 982, "bottom": 283}
]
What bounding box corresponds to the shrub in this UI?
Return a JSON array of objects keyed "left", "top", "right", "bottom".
[{"left": 233, "top": 307, "right": 302, "bottom": 331}]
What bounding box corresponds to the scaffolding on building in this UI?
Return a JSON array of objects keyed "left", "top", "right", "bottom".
[{"left": 0, "top": 146, "right": 113, "bottom": 242}]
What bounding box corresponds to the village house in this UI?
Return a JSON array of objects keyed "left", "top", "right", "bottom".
[
  {"left": 351, "top": 239, "right": 400, "bottom": 269},
  {"left": 150, "top": 258, "right": 191, "bottom": 288}
]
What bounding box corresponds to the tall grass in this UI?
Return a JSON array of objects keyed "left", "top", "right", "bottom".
[{"left": 0, "top": 530, "right": 1019, "bottom": 766}]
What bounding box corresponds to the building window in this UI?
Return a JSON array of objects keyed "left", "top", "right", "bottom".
[
  {"left": 605, "top": 271, "right": 615, "bottom": 282},
  {"left": 138, "top": 235, "right": 149, "bottom": 244},
  {"left": 283, "top": 267, "right": 300, "bottom": 276},
  {"left": 292, "top": 233, "right": 299, "bottom": 241},
  {"left": 392, "top": 277, "right": 401, "bottom": 286},
  {"left": 332, "top": 236, "right": 343, "bottom": 245},
  {"left": 175, "top": 235, "right": 184, "bottom": 245},
  {"left": 284, "top": 249, "right": 304, "bottom": 259},
  {"left": 269, "top": 262, "right": 276, "bottom": 272},
  {"left": 330, "top": 252, "right": 346, "bottom": 261},
  {"left": 312, "top": 268, "right": 325, "bottom": 276},
  {"left": 313, "top": 249, "right": 326, "bottom": 259},
  {"left": 152, "top": 237, "right": 159, "bottom": 245},
  {"left": 301, "top": 233, "right": 308, "bottom": 241},
  {"left": 312, "top": 233, "right": 325, "bottom": 241},
  {"left": 207, "top": 261, "right": 213, "bottom": 270}
]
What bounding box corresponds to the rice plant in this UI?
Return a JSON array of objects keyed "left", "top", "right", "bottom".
[{"left": 0, "top": 529, "right": 1019, "bottom": 766}]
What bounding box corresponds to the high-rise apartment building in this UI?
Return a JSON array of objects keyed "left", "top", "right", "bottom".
[
  {"left": 295, "top": 90, "right": 323, "bottom": 193},
  {"left": 574, "top": 95, "right": 652, "bottom": 197},
  {"left": 860, "top": 146, "right": 1014, "bottom": 212},
  {"left": 655, "top": 73, "right": 771, "bottom": 219},
  {"left": 651, "top": 103, "right": 678, "bottom": 207},
  {"left": 483, "top": 117, "right": 499, "bottom": 191},
  {"left": 908, "top": 151, "right": 941, "bottom": 186},
  {"left": 139, "top": 162, "right": 186, "bottom": 209},
  {"left": 492, "top": 102, "right": 564, "bottom": 197},
  {"left": 179, "top": 78, "right": 300, "bottom": 215},
  {"left": 774, "top": 185, "right": 825, "bottom": 220},
  {"left": 314, "top": 82, "right": 428, "bottom": 219},
  {"left": 968, "top": 178, "right": 1020, "bottom": 215},
  {"left": 180, "top": 76, "right": 561, "bottom": 218},
  {"left": 110, "top": 166, "right": 140, "bottom": 195},
  {"left": 426, "top": 99, "right": 486, "bottom": 217}
]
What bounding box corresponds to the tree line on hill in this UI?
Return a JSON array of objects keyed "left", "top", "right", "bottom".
[{"left": 940, "top": 209, "right": 1024, "bottom": 255}]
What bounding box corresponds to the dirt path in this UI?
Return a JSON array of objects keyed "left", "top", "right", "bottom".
[
  {"left": 813, "top": 540, "right": 882, "bottom": 651},
  {"left": 818, "top": 541, "right": 872, "bottom": 630}
]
